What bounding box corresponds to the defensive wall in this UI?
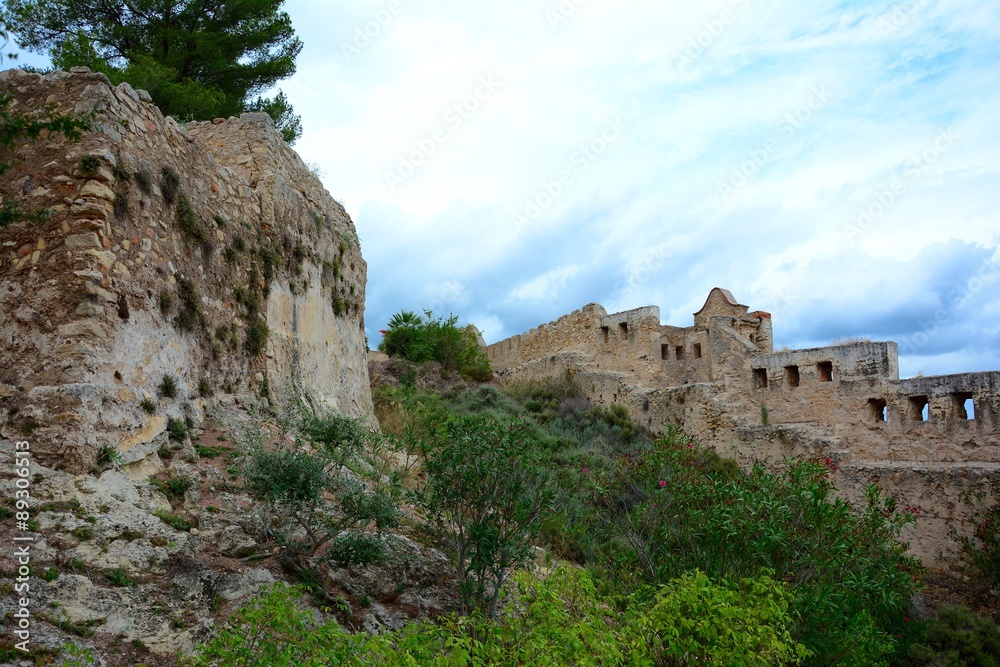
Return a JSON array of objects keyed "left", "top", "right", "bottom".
[{"left": 486, "top": 288, "right": 1000, "bottom": 564}]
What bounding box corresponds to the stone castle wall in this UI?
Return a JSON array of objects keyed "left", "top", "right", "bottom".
[
  {"left": 488, "top": 289, "right": 1000, "bottom": 564},
  {"left": 0, "top": 68, "right": 372, "bottom": 474}
]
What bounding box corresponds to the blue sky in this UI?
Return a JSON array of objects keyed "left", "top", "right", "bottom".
[{"left": 7, "top": 1, "right": 1000, "bottom": 378}]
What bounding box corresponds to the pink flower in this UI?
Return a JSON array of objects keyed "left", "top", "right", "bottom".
[
  {"left": 582, "top": 467, "right": 589, "bottom": 473},
  {"left": 659, "top": 480, "right": 666, "bottom": 488}
]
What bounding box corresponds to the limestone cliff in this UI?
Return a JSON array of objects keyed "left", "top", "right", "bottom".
[{"left": 0, "top": 67, "right": 372, "bottom": 474}]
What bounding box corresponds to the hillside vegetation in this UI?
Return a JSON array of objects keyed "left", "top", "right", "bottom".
[{"left": 185, "top": 364, "right": 1000, "bottom": 666}]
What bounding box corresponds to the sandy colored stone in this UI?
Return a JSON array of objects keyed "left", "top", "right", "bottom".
[{"left": 65, "top": 231, "right": 103, "bottom": 250}]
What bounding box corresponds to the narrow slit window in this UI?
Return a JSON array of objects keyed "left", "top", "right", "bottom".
[
  {"left": 619, "top": 322, "right": 628, "bottom": 340},
  {"left": 785, "top": 365, "right": 800, "bottom": 388},
  {"left": 601, "top": 326, "right": 609, "bottom": 344},
  {"left": 754, "top": 368, "right": 768, "bottom": 389},
  {"left": 693, "top": 343, "right": 702, "bottom": 359},
  {"left": 661, "top": 344, "right": 669, "bottom": 361},
  {"left": 909, "top": 396, "right": 929, "bottom": 422},
  {"left": 954, "top": 392, "right": 975, "bottom": 420},
  {"left": 676, "top": 346, "right": 685, "bottom": 361},
  {"left": 869, "top": 398, "right": 887, "bottom": 422},
  {"left": 817, "top": 361, "right": 833, "bottom": 382}
]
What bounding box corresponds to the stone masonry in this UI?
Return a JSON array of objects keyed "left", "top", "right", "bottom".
[
  {"left": 487, "top": 288, "right": 1000, "bottom": 564},
  {"left": 0, "top": 68, "right": 372, "bottom": 475}
]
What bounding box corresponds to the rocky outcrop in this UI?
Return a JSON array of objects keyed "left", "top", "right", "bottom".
[{"left": 0, "top": 67, "right": 372, "bottom": 474}]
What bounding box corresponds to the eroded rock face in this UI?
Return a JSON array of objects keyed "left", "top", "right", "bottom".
[{"left": 0, "top": 68, "right": 372, "bottom": 473}]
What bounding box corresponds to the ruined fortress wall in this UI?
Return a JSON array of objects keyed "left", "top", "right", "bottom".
[
  {"left": 490, "top": 297, "right": 1000, "bottom": 565},
  {"left": 0, "top": 68, "right": 371, "bottom": 473},
  {"left": 487, "top": 303, "right": 607, "bottom": 368}
]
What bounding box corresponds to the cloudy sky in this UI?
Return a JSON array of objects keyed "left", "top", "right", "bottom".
[{"left": 9, "top": 1, "right": 1000, "bottom": 378}]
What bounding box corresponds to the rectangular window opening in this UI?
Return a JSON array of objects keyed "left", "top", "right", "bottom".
[
  {"left": 601, "top": 326, "right": 609, "bottom": 344},
  {"left": 675, "top": 346, "right": 685, "bottom": 361},
  {"left": 785, "top": 365, "right": 800, "bottom": 388},
  {"left": 693, "top": 343, "right": 702, "bottom": 359},
  {"left": 619, "top": 322, "right": 628, "bottom": 341},
  {"left": 817, "top": 361, "right": 833, "bottom": 382},
  {"left": 869, "top": 398, "right": 888, "bottom": 423},
  {"left": 660, "top": 344, "right": 669, "bottom": 361},
  {"left": 754, "top": 368, "right": 768, "bottom": 389},
  {"left": 953, "top": 392, "right": 975, "bottom": 420},
  {"left": 909, "top": 396, "right": 929, "bottom": 422}
]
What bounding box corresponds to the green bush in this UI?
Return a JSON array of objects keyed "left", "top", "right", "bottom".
[
  {"left": 166, "top": 417, "right": 189, "bottom": 442},
  {"left": 586, "top": 428, "right": 922, "bottom": 664},
  {"left": 418, "top": 413, "right": 553, "bottom": 615},
  {"left": 908, "top": 605, "right": 1000, "bottom": 666},
  {"left": 194, "top": 567, "right": 810, "bottom": 667},
  {"left": 378, "top": 310, "right": 492, "bottom": 381},
  {"left": 160, "top": 166, "right": 180, "bottom": 204},
  {"left": 956, "top": 497, "right": 1000, "bottom": 590},
  {"left": 245, "top": 317, "right": 269, "bottom": 356},
  {"left": 242, "top": 408, "right": 399, "bottom": 571},
  {"left": 159, "top": 374, "right": 178, "bottom": 398},
  {"left": 631, "top": 569, "right": 809, "bottom": 666},
  {"left": 175, "top": 276, "right": 202, "bottom": 330},
  {"left": 103, "top": 568, "right": 135, "bottom": 587},
  {"left": 153, "top": 509, "right": 192, "bottom": 532}
]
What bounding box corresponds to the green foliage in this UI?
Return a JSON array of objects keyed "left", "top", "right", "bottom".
[
  {"left": 0, "top": 93, "right": 88, "bottom": 227},
  {"left": 632, "top": 569, "right": 809, "bottom": 666},
  {"left": 166, "top": 417, "right": 189, "bottom": 442},
  {"left": 158, "top": 290, "right": 173, "bottom": 315},
  {"left": 153, "top": 475, "right": 192, "bottom": 499},
  {"left": 40, "top": 565, "right": 59, "bottom": 582},
  {"left": 174, "top": 192, "right": 207, "bottom": 244},
  {"left": 195, "top": 567, "right": 808, "bottom": 667},
  {"left": 71, "top": 526, "right": 93, "bottom": 541},
  {"left": 103, "top": 568, "right": 135, "bottom": 587},
  {"left": 194, "top": 444, "right": 228, "bottom": 458},
  {"left": 379, "top": 309, "right": 492, "bottom": 381},
  {"left": 153, "top": 509, "right": 192, "bottom": 532},
  {"left": 159, "top": 374, "right": 178, "bottom": 399},
  {"left": 241, "top": 405, "right": 399, "bottom": 569},
  {"left": 160, "top": 166, "right": 180, "bottom": 205},
  {"left": 246, "top": 90, "right": 302, "bottom": 143},
  {"left": 585, "top": 428, "right": 922, "bottom": 664},
  {"left": 76, "top": 153, "right": 99, "bottom": 175},
  {"left": 245, "top": 317, "right": 269, "bottom": 356},
  {"left": 908, "top": 605, "right": 1000, "bottom": 667},
  {"left": 134, "top": 167, "right": 152, "bottom": 194},
  {"left": 94, "top": 443, "right": 122, "bottom": 468},
  {"left": 418, "top": 413, "right": 553, "bottom": 615},
  {"left": 2, "top": 0, "right": 303, "bottom": 140},
  {"left": 175, "top": 276, "right": 202, "bottom": 330},
  {"left": 955, "top": 495, "right": 1000, "bottom": 590}
]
